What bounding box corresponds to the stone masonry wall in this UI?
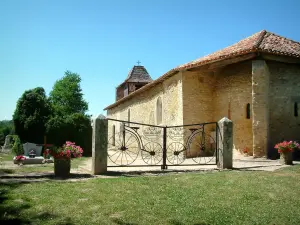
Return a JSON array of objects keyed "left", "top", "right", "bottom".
[
  {"left": 182, "top": 71, "right": 215, "bottom": 124},
  {"left": 107, "top": 72, "right": 183, "bottom": 128},
  {"left": 252, "top": 60, "right": 270, "bottom": 157},
  {"left": 268, "top": 61, "right": 300, "bottom": 158},
  {"left": 213, "top": 61, "right": 253, "bottom": 154},
  {"left": 181, "top": 62, "right": 253, "bottom": 156}
]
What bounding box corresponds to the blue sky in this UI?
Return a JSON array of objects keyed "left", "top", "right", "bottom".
[{"left": 0, "top": 0, "right": 299, "bottom": 120}]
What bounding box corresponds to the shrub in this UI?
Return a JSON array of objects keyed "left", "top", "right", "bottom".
[{"left": 11, "top": 135, "right": 24, "bottom": 156}]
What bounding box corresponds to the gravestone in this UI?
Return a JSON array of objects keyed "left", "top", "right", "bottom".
[
  {"left": 23, "top": 142, "right": 43, "bottom": 156},
  {"left": 1, "top": 135, "right": 13, "bottom": 152},
  {"left": 13, "top": 142, "right": 53, "bottom": 164}
]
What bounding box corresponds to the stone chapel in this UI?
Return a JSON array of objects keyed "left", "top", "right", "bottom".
[{"left": 104, "top": 30, "right": 300, "bottom": 158}]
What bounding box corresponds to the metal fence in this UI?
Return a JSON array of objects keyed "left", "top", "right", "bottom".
[{"left": 107, "top": 118, "right": 218, "bottom": 169}]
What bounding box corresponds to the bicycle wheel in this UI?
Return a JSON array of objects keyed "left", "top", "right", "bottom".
[
  {"left": 141, "top": 142, "right": 163, "bottom": 165},
  {"left": 167, "top": 142, "right": 186, "bottom": 165},
  {"left": 107, "top": 129, "right": 140, "bottom": 165},
  {"left": 187, "top": 131, "right": 216, "bottom": 164}
]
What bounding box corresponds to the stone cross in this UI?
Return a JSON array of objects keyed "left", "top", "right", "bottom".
[
  {"left": 137, "top": 60, "right": 141, "bottom": 66},
  {"left": 36, "top": 136, "right": 53, "bottom": 152}
]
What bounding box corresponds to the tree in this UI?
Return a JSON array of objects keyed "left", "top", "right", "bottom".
[
  {"left": 49, "top": 71, "right": 88, "bottom": 116},
  {"left": 13, "top": 87, "right": 52, "bottom": 143},
  {"left": 46, "top": 71, "right": 92, "bottom": 156},
  {"left": 46, "top": 113, "right": 92, "bottom": 156}
]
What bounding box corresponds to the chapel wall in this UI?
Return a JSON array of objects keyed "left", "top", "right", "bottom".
[
  {"left": 213, "top": 61, "right": 253, "bottom": 155},
  {"left": 182, "top": 70, "right": 216, "bottom": 157},
  {"left": 268, "top": 61, "right": 300, "bottom": 158},
  {"left": 107, "top": 72, "right": 183, "bottom": 130},
  {"left": 182, "top": 71, "right": 215, "bottom": 124}
]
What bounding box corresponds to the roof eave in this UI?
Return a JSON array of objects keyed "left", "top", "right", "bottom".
[{"left": 104, "top": 52, "right": 258, "bottom": 110}]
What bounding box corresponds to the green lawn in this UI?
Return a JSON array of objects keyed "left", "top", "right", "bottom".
[{"left": 1, "top": 165, "right": 300, "bottom": 225}]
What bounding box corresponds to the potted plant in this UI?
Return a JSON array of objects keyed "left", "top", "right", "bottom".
[
  {"left": 274, "top": 141, "right": 300, "bottom": 165},
  {"left": 15, "top": 155, "right": 26, "bottom": 165},
  {"left": 44, "top": 141, "right": 83, "bottom": 177}
]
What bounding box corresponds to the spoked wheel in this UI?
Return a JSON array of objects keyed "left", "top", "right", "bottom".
[
  {"left": 167, "top": 142, "right": 186, "bottom": 165},
  {"left": 107, "top": 129, "right": 140, "bottom": 165},
  {"left": 141, "top": 142, "right": 163, "bottom": 165},
  {"left": 187, "top": 131, "right": 216, "bottom": 164}
]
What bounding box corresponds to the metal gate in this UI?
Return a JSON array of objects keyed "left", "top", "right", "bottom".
[{"left": 107, "top": 119, "right": 218, "bottom": 169}]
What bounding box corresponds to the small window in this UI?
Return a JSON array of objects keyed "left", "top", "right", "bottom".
[
  {"left": 228, "top": 102, "right": 231, "bottom": 120},
  {"left": 246, "top": 103, "right": 251, "bottom": 119},
  {"left": 156, "top": 97, "right": 162, "bottom": 125},
  {"left": 295, "top": 102, "right": 298, "bottom": 117}
]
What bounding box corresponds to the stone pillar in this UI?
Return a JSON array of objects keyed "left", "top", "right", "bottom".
[
  {"left": 252, "top": 60, "right": 270, "bottom": 157},
  {"left": 92, "top": 114, "right": 108, "bottom": 175},
  {"left": 217, "top": 117, "right": 233, "bottom": 169}
]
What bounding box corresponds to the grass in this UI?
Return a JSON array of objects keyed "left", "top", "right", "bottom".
[
  {"left": 1, "top": 165, "right": 300, "bottom": 225},
  {"left": 0, "top": 152, "right": 89, "bottom": 174},
  {"left": 0, "top": 151, "right": 15, "bottom": 162}
]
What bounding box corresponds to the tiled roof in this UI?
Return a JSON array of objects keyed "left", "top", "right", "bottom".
[
  {"left": 105, "top": 30, "right": 300, "bottom": 110},
  {"left": 176, "top": 30, "right": 300, "bottom": 70},
  {"left": 117, "top": 66, "right": 153, "bottom": 88},
  {"left": 126, "top": 66, "right": 152, "bottom": 83}
]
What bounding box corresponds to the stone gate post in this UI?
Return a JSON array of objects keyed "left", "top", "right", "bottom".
[
  {"left": 92, "top": 114, "right": 108, "bottom": 175},
  {"left": 217, "top": 117, "right": 233, "bottom": 169}
]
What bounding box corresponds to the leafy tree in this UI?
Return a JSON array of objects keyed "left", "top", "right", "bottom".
[
  {"left": 13, "top": 87, "right": 52, "bottom": 144},
  {"left": 49, "top": 71, "right": 88, "bottom": 116},
  {"left": 46, "top": 113, "right": 92, "bottom": 156},
  {"left": 46, "top": 71, "right": 92, "bottom": 155}
]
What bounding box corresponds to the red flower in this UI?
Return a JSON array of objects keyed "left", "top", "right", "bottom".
[{"left": 274, "top": 140, "right": 300, "bottom": 153}]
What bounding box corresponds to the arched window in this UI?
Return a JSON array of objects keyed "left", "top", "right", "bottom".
[
  {"left": 112, "top": 125, "right": 115, "bottom": 146},
  {"left": 295, "top": 102, "right": 298, "bottom": 117},
  {"left": 156, "top": 97, "right": 162, "bottom": 125},
  {"left": 246, "top": 103, "right": 251, "bottom": 119},
  {"left": 127, "top": 109, "right": 131, "bottom": 125}
]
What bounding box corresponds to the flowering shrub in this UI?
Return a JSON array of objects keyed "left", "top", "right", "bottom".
[
  {"left": 15, "top": 155, "right": 26, "bottom": 162},
  {"left": 44, "top": 141, "right": 83, "bottom": 159},
  {"left": 243, "top": 147, "right": 249, "bottom": 154},
  {"left": 274, "top": 141, "right": 300, "bottom": 153}
]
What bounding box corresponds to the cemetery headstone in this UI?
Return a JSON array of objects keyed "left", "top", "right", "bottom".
[
  {"left": 13, "top": 142, "right": 53, "bottom": 164},
  {"left": 1, "top": 135, "right": 13, "bottom": 153}
]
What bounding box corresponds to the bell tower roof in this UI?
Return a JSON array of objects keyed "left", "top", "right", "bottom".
[{"left": 125, "top": 65, "right": 153, "bottom": 83}]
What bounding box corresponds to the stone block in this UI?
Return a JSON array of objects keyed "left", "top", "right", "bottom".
[
  {"left": 217, "top": 117, "right": 233, "bottom": 169},
  {"left": 92, "top": 114, "right": 108, "bottom": 174}
]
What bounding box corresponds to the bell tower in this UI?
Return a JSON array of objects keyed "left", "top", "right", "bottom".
[{"left": 116, "top": 62, "right": 153, "bottom": 101}]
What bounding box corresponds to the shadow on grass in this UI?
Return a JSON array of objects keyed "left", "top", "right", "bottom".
[
  {"left": 104, "top": 169, "right": 219, "bottom": 177},
  {"left": 0, "top": 173, "right": 94, "bottom": 184},
  {"left": 0, "top": 182, "right": 74, "bottom": 224},
  {"left": 112, "top": 218, "right": 138, "bottom": 225},
  {"left": 169, "top": 219, "right": 210, "bottom": 225},
  {"left": 0, "top": 169, "right": 15, "bottom": 174}
]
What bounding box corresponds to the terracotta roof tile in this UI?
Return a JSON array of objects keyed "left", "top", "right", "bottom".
[
  {"left": 258, "top": 32, "right": 300, "bottom": 57},
  {"left": 177, "top": 30, "right": 266, "bottom": 69}
]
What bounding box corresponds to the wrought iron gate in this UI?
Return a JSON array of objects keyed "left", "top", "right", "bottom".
[{"left": 107, "top": 119, "right": 218, "bottom": 169}]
